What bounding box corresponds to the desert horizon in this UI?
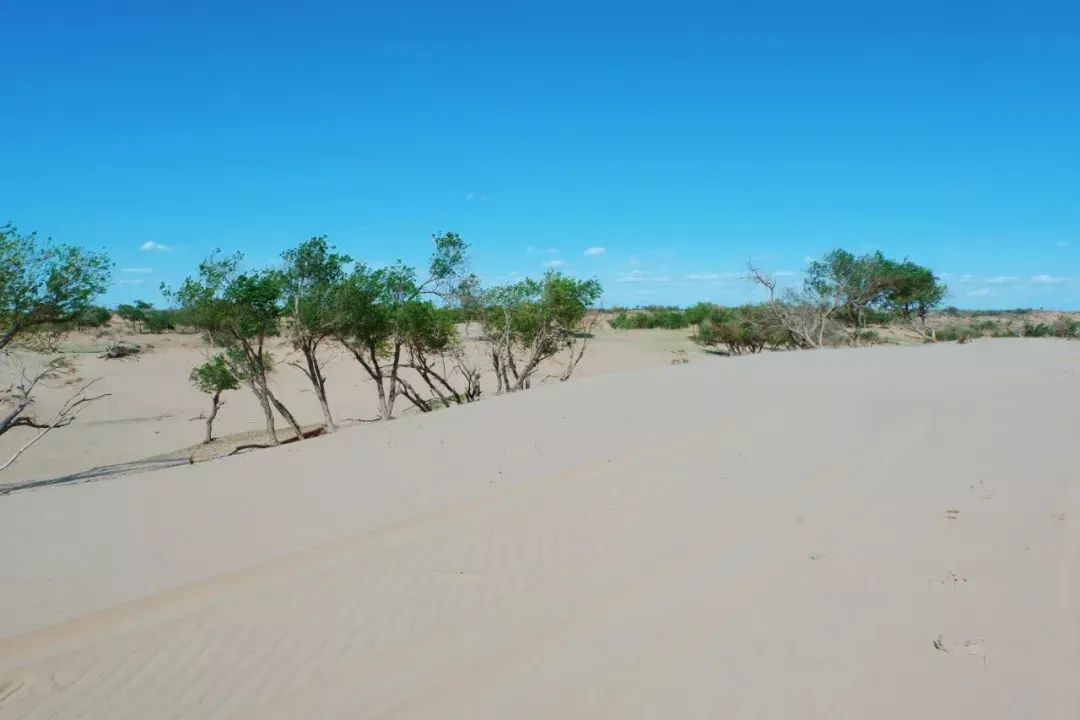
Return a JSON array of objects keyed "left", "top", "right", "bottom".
[{"left": 4, "top": 1, "right": 1079, "bottom": 716}]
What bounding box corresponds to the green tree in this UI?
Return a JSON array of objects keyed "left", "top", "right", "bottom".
[
  {"left": 1, "top": 223, "right": 112, "bottom": 471},
  {"left": 331, "top": 232, "right": 476, "bottom": 420},
  {"left": 480, "top": 271, "right": 602, "bottom": 392},
  {"left": 189, "top": 354, "right": 240, "bottom": 443},
  {"left": 166, "top": 252, "right": 304, "bottom": 444},
  {"left": 878, "top": 260, "right": 948, "bottom": 337},
  {"left": 116, "top": 300, "right": 154, "bottom": 333},
  {"left": 805, "top": 250, "right": 893, "bottom": 340},
  {"left": 279, "top": 236, "right": 351, "bottom": 431},
  {"left": 332, "top": 262, "right": 417, "bottom": 421},
  {"left": 0, "top": 223, "right": 112, "bottom": 350}
]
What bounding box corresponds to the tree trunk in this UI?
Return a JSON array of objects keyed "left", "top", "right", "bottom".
[
  {"left": 204, "top": 391, "right": 222, "bottom": 443},
  {"left": 252, "top": 386, "right": 278, "bottom": 444},
  {"left": 266, "top": 388, "right": 305, "bottom": 441},
  {"left": 383, "top": 342, "right": 402, "bottom": 421},
  {"left": 303, "top": 345, "right": 335, "bottom": 431}
]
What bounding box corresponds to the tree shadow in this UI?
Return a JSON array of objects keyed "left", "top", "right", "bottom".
[{"left": 0, "top": 458, "right": 189, "bottom": 497}]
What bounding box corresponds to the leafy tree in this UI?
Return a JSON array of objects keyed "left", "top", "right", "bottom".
[
  {"left": 279, "top": 236, "right": 351, "bottom": 431},
  {"left": 480, "top": 271, "right": 602, "bottom": 392},
  {"left": 0, "top": 222, "right": 112, "bottom": 350},
  {"left": 166, "top": 252, "right": 304, "bottom": 444},
  {"left": 189, "top": 354, "right": 240, "bottom": 443},
  {"left": 332, "top": 262, "right": 417, "bottom": 421},
  {"left": 805, "top": 250, "right": 893, "bottom": 340},
  {"left": 116, "top": 300, "right": 154, "bottom": 333},
  {"left": 878, "top": 259, "right": 947, "bottom": 336},
  {"left": 331, "top": 232, "right": 477, "bottom": 420},
  {"left": 1, "top": 223, "right": 112, "bottom": 472},
  {"left": 395, "top": 302, "right": 482, "bottom": 412},
  {"left": 142, "top": 307, "right": 177, "bottom": 333}
]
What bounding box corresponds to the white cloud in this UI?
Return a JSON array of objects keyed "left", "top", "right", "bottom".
[
  {"left": 960, "top": 274, "right": 974, "bottom": 281},
  {"left": 543, "top": 259, "right": 565, "bottom": 268},
  {"left": 139, "top": 241, "right": 171, "bottom": 252},
  {"left": 117, "top": 278, "right": 145, "bottom": 285},
  {"left": 121, "top": 267, "right": 153, "bottom": 274},
  {"left": 984, "top": 276, "right": 1019, "bottom": 284},
  {"left": 464, "top": 191, "right": 476, "bottom": 201},
  {"left": 617, "top": 270, "right": 669, "bottom": 283},
  {"left": 584, "top": 247, "right": 606, "bottom": 257},
  {"left": 967, "top": 288, "right": 993, "bottom": 297},
  {"left": 1031, "top": 274, "right": 1065, "bottom": 284},
  {"left": 773, "top": 270, "right": 796, "bottom": 277}
]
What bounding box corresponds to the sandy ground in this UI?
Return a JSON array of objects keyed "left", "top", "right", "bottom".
[
  {"left": 0, "top": 326, "right": 701, "bottom": 485},
  {"left": 0, "top": 339, "right": 1077, "bottom": 718}
]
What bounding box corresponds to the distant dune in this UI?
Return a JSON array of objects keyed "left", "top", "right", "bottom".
[{"left": 1, "top": 339, "right": 1077, "bottom": 718}]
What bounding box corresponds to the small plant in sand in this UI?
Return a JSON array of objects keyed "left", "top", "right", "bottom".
[{"left": 189, "top": 354, "right": 240, "bottom": 443}]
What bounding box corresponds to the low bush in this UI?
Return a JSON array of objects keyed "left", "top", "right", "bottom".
[{"left": 693, "top": 304, "right": 793, "bottom": 355}]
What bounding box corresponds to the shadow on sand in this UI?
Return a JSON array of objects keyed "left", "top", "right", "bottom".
[{"left": 0, "top": 458, "right": 190, "bottom": 497}]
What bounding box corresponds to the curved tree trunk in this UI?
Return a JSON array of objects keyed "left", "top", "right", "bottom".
[
  {"left": 204, "top": 390, "right": 222, "bottom": 443},
  {"left": 266, "top": 388, "right": 305, "bottom": 441}
]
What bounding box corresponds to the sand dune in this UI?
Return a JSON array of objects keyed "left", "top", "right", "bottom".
[
  {"left": 0, "top": 326, "right": 700, "bottom": 485},
  {"left": 0, "top": 340, "right": 1077, "bottom": 718}
]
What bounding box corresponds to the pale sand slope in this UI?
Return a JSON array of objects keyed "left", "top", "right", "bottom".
[{"left": 0, "top": 339, "right": 1077, "bottom": 718}]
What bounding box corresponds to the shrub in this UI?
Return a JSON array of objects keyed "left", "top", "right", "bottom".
[
  {"left": 693, "top": 304, "right": 792, "bottom": 355},
  {"left": 76, "top": 306, "right": 113, "bottom": 329},
  {"left": 142, "top": 309, "right": 178, "bottom": 333}
]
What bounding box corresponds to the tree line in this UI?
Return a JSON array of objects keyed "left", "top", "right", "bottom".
[
  {"left": 608, "top": 250, "right": 948, "bottom": 356},
  {"left": 167, "top": 233, "right": 602, "bottom": 443}
]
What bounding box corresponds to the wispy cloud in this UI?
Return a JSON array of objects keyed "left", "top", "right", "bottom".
[
  {"left": 984, "top": 275, "right": 1019, "bottom": 284},
  {"left": 1055, "top": 241, "right": 1070, "bottom": 248},
  {"left": 617, "top": 270, "right": 670, "bottom": 283},
  {"left": 543, "top": 259, "right": 565, "bottom": 268},
  {"left": 583, "top": 247, "right": 606, "bottom": 257},
  {"left": 967, "top": 288, "right": 993, "bottom": 297},
  {"left": 1031, "top": 274, "right": 1065, "bottom": 284},
  {"left": 139, "top": 241, "right": 171, "bottom": 252},
  {"left": 117, "top": 278, "right": 145, "bottom": 285},
  {"left": 121, "top": 267, "right": 153, "bottom": 274},
  {"left": 464, "top": 191, "right": 488, "bottom": 201}
]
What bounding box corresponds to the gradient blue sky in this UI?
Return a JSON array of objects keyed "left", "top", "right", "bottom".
[{"left": 3, "top": 1, "right": 1079, "bottom": 309}]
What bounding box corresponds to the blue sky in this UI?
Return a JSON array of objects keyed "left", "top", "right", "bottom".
[{"left": 3, "top": 1, "right": 1079, "bottom": 309}]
